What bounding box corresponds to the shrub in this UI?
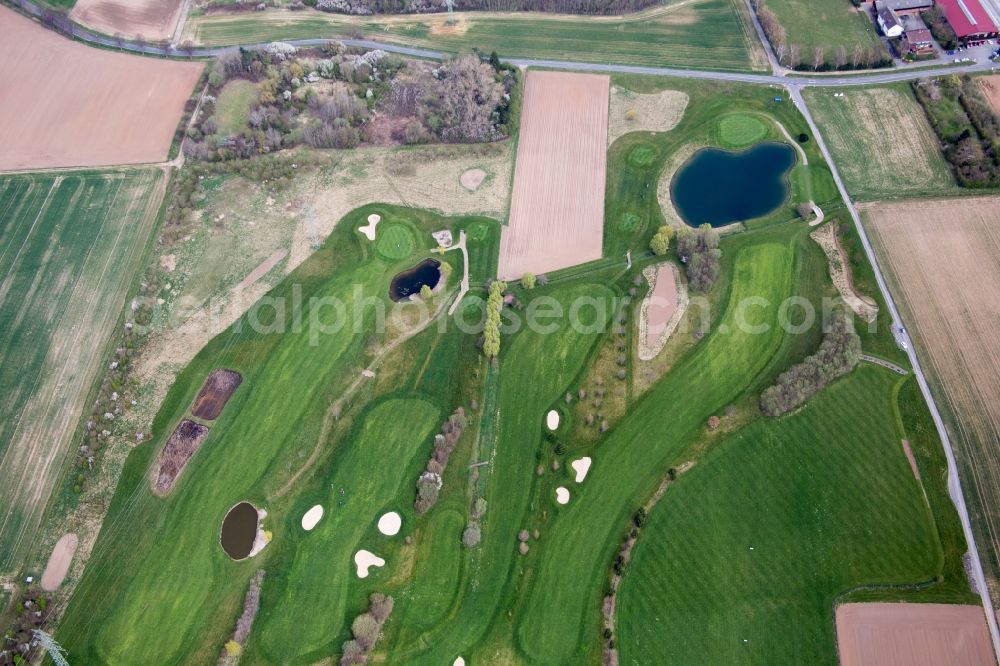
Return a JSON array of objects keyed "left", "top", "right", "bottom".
[
  {"left": 351, "top": 613, "right": 380, "bottom": 650},
  {"left": 224, "top": 640, "right": 242, "bottom": 657},
  {"left": 649, "top": 224, "right": 674, "bottom": 256},
  {"left": 462, "top": 524, "right": 482, "bottom": 548},
  {"left": 521, "top": 273, "right": 536, "bottom": 289}
]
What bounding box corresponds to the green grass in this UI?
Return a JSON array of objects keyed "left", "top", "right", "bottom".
[
  {"left": 719, "top": 113, "right": 767, "bottom": 147},
  {"left": 617, "top": 366, "right": 964, "bottom": 664},
  {"left": 187, "top": 0, "right": 767, "bottom": 73},
  {"left": 0, "top": 169, "right": 165, "bottom": 572},
  {"left": 764, "top": 0, "right": 886, "bottom": 65},
  {"left": 375, "top": 222, "right": 417, "bottom": 261},
  {"left": 214, "top": 79, "right": 257, "bottom": 136}
]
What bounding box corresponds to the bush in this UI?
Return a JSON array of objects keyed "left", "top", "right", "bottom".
[
  {"left": 649, "top": 225, "right": 674, "bottom": 256},
  {"left": 676, "top": 224, "right": 721, "bottom": 292},
  {"left": 521, "top": 273, "right": 536, "bottom": 289},
  {"left": 351, "top": 613, "right": 380, "bottom": 650},
  {"left": 462, "top": 524, "right": 482, "bottom": 547}
]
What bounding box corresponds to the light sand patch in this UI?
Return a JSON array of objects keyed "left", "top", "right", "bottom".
[
  {"left": 377, "top": 511, "right": 401, "bottom": 536},
  {"left": 40, "top": 533, "right": 78, "bottom": 591},
  {"left": 233, "top": 248, "right": 287, "bottom": 293},
  {"left": 0, "top": 7, "right": 202, "bottom": 170},
  {"left": 638, "top": 263, "right": 689, "bottom": 361},
  {"left": 836, "top": 603, "right": 993, "bottom": 665},
  {"left": 301, "top": 505, "right": 324, "bottom": 531},
  {"left": 809, "top": 222, "right": 878, "bottom": 322},
  {"left": 354, "top": 549, "right": 386, "bottom": 578},
  {"left": 555, "top": 487, "right": 570, "bottom": 505},
  {"left": 571, "top": 457, "right": 592, "bottom": 483},
  {"left": 498, "top": 71, "right": 609, "bottom": 279},
  {"left": 159, "top": 254, "right": 177, "bottom": 272},
  {"left": 460, "top": 168, "right": 487, "bottom": 191},
  {"left": 546, "top": 410, "right": 560, "bottom": 431},
  {"left": 453, "top": 658, "right": 466, "bottom": 666},
  {"left": 656, "top": 143, "right": 702, "bottom": 229},
  {"left": 608, "top": 86, "right": 688, "bottom": 145},
  {"left": 359, "top": 213, "right": 381, "bottom": 241}
]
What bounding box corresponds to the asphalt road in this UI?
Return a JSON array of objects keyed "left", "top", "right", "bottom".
[{"left": 9, "top": 0, "right": 1000, "bottom": 659}]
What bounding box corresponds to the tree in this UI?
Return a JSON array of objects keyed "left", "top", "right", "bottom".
[
  {"left": 181, "top": 40, "right": 196, "bottom": 57},
  {"left": 797, "top": 202, "right": 813, "bottom": 220},
  {"left": 852, "top": 43, "right": 863, "bottom": 69},
  {"left": 649, "top": 225, "right": 674, "bottom": 256},
  {"left": 789, "top": 44, "right": 801, "bottom": 69},
  {"left": 812, "top": 46, "right": 825, "bottom": 70},
  {"left": 420, "top": 284, "right": 433, "bottom": 300},
  {"left": 462, "top": 524, "right": 482, "bottom": 547},
  {"left": 224, "top": 640, "right": 242, "bottom": 657},
  {"left": 834, "top": 46, "right": 847, "bottom": 70},
  {"left": 521, "top": 273, "right": 536, "bottom": 289},
  {"left": 114, "top": 32, "right": 125, "bottom": 49},
  {"left": 135, "top": 34, "right": 146, "bottom": 53},
  {"left": 351, "top": 613, "right": 380, "bottom": 650},
  {"left": 440, "top": 261, "right": 453, "bottom": 278}
]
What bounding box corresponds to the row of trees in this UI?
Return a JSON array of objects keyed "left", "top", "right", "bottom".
[
  {"left": 482, "top": 280, "right": 506, "bottom": 359},
  {"left": 340, "top": 593, "right": 394, "bottom": 665},
  {"left": 752, "top": 0, "right": 889, "bottom": 71},
  {"left": 759, "top": 312, "right": 861, "bottom": 416},
  {"left": 311, "top": 0, "right": 659, "bottom": 16},
  {"left": 414, "top": 407, "right": 468, "bottom": 513}
]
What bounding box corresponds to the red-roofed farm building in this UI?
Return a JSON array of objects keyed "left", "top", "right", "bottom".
[{"left": 937, "top": 0, "right": 998, "bottom": 41}]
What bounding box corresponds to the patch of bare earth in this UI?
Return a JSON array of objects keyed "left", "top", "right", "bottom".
[
  {"left": 460, "top": 168, "right": 487, "bottom": 191},
  {"left": 978, "top": 75, "right": 1000, "bottom": 117},
  {"left": 191, "top": 369, "right": 243, "bottom": 420},
  {"left": 836, "top": 603, "right": 993, "bottom": 665},
  {"left": 40, "top": 534, "right": 78, "bottom": 592},
  {"left": 608, "top": 86, "right": 688, "bottom": 145},
  {"left": 152, "top": 419, "right": 210, "bottom": 494},
  {"left": 0, "top": 7, "right": 202, "bottom": 170},
  {"left": 809, "top": 222, "right": 878, "bottom": 322},
  {"left": 862, "top": 196, "right": 1000, "bottom": 602},
  {"left": 71, "top": 0, "right": 185, "bottom": 42},
  {"left": 638, "top": 263, "right": 688, "bottom": 361},
  {"left": 498, "top": 71, "right": 609, "bottom": 279}
]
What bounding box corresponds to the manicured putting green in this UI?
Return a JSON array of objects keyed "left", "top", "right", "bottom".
[
  {"left": 719, "top": 114, "right": 767, "bottom": 147},
  {"left": 627, "top": 145, "right": 658, "bottom": 168},
  {"left": 376, "top": 223, "right": 417, "bottom": 260}
]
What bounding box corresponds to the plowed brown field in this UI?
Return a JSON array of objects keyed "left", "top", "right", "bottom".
[
  {"left": 0, "top": 7, "right": 202, "bottom": 171},
  {"left": 836, "top": 603, "right": 993, "bottom": 665},
  {"left": 498, "top": 71, "right": 609, "bottom": 279},
  {"left": 979, "top": 76, "right": 1000, "bottom": 117},
  {"left": 71, "top": 0, "right": 185, "bottom": 43},
  {"left": 862, "top": 196, "right": 1000, "bottom": 606}
]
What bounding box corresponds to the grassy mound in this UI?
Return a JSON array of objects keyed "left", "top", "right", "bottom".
[
  {"left": 718, "top": 114, "right": 767, "bottom": 147},
  {"left": 627, "top": 144, "right": 658, "bottom": 167}
]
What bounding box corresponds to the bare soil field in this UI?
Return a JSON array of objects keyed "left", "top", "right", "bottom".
[
  {"left": 498, "top": 71, "right": 609, "bottom": 279},
  {"left": 153, "top": 420, "right": 210, "bottom": 493},
  {"left": 0, "top": 7, "right": 202, "bottom": 171},
  {"left": 608, "top": 86, "right": 688, "bottom": 145},
  {"left": 71, "top": 0, "right": 185, "bottom": 43},
  {"left": 862, "top": 196, "right": 1000, "bottom": 602},
  {"left": 40, "top": 533, "right": 78, "bottom": 592},
  {"left": 836, "top": 603, "right": 993, "bottom": 665},
  {"left": 978, "top": 76, "right": 1000, "bottom": 117},
  {"left": 191, "top": 369, "right": 243, "bottom": 420}
]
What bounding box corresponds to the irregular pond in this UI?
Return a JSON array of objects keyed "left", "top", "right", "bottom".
[
  {"left": 671, "top": 142, "right": 796, "bottom": 227},
  {"left": 221, "top": 502, "right": 259, "bottom": 560},
  {"left": 390, "top": 258, "right": 441, "bottom": 302}
]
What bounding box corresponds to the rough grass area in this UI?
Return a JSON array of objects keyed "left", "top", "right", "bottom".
[
  {"left": 618, "top": 366, "right": 960, "bottom": 663},
  {"left": 764, "top": 0, "right": 885, "bottom": 64},
  {"left": 804, "top": 85, "right": 959, "bottom": 200},
  {"left": 214, "top": 80, "right": 256, "bottom": 136},
  {"left": 0, "top": 169, "right": 166, "bottom": 573},
  {"left": 186, "top": 0, "right": 769, "bottom": 72}
]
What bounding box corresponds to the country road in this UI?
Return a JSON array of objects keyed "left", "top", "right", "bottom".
[{"left": 7, "top": 0, "right": 1000, "bottom": 660}]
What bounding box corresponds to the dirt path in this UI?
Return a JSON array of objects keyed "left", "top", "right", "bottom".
[
  {"left": 445, "top": 230, "right": 469, "bottom": 316},
  {"left": 40, "top": 533, "right": 78, "bottom": 591}
]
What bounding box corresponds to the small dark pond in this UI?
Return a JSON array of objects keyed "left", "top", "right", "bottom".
[
  {"left": 671, "top": 143, "right": 796, "bottom": 227},
  {"left": 390, "top": 258, "right": 441, "bottom": 302},
  {"left": 221, "top": 502, "right": 258, "bottom": 560}
]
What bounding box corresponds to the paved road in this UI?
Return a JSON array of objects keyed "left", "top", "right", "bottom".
[
  {"left": 10, "top": 0, "right": 1000, "bottom": 659},
  {"left": 790, "top": 84, "right": 1000, "bottom": 660}
]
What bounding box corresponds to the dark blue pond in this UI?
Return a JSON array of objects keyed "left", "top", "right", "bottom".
[
  {"left": 390, "top": 258, "right": 441, "bottom": 301},
  {"left": 671, "top": 143, "right": 796, "bottom": 227}
]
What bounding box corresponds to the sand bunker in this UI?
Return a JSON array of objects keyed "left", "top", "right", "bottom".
[
  {"left": 836, "top": 602, "right": 994, "bottom": 665},
  {"left": 638, "top": 263, "right": 689, "bottom": 361},
  {"left": 377, "top": 512, "right": 402, "bottom": 536},
  {"left": 460, "top": 168, "right": 487, "bottom": 191},
  {"left": 453, "top": 658, "right": 466, "bottom": 666},
  {"left": 571, "top": 457, "right": 592, "bottom": 483},
  {"left": 555, "top": 487, "right": 570, "bottom": 505},
  {"left": 301, "top": 505, "right": 324, "bottom": 531},
  {"left": 546, "top": 410, "right": 560, "bottom": 431},
  {"left": 359, "top": 213, "right": 381, "bottom": 241},
  {"left": 354, "top": 550, "right": 386, "bottom": 578},
  {"left": 152, "top": 419, "right": 210, "bottom": 494},
  {"left": 40, "top": 533, "right": 78, "bottom": 592},
  {"left": 190, "top": 369, "right": 243, "bottom": 420}
]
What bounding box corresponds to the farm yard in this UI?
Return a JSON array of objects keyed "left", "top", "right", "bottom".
[
  {"left": 183, "top": 0, "right": 769, "bottom": 72},
  {"left": 804, "top": 85, "right": 960, "bottom": 200},
  {"left": 0, "top": 6, "right": 202, "bottom": 171},
  {"left": 862, "top": 196, "right": 1000, "bottom": 613},
  {"left": 498, "top": 71, "right": 610, "bottom": 279},
  {"left": 70, "top": 0, "right": 186, "bottom": 42},
  {"left": 0, "top": 168, "right": 167, "bottom": 574}
]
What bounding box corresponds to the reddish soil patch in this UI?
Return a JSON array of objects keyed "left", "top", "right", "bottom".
[
  {"left": 191, "top": 369, "right": 243, "bottom": 420},
  {"left": 153, "top": 419, "right": 210, "bottom": 493},
  {"left": 645, "top": 266, "right": 678, "bottom": 348},
  {"left": 836, "top": 603, "right": 994, "bottom": 665},
  {"left": 978, "top": 76, "right": 1000, "bottom": 118},
  {"left": 40, "top": 533, "right": 78, "bottom": 592},
  {"left": 0, "top": 7, "right": 202, "bottom": 171},
  {"left": 71, "top": 0, "right": 185, "bottom": 42},
  {"left": 498, "top": 71, "right": 609, "bottom": 279},
  {"left": 901, "top": 440, "right": 921, "bottom": 481}
]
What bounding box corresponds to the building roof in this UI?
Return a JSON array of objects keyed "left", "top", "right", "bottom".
[
  {"left": 937, "top": 0, "right": 998, "bottom": 37},
  {"left": 905, "top": 27, "right": 934, "bottom": 42},
  {"left": 878, "top": 5, "right": 903, "bottom": 30},
  {"left": 881, "top": 0, "right": 933, "bottom": 11}
]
